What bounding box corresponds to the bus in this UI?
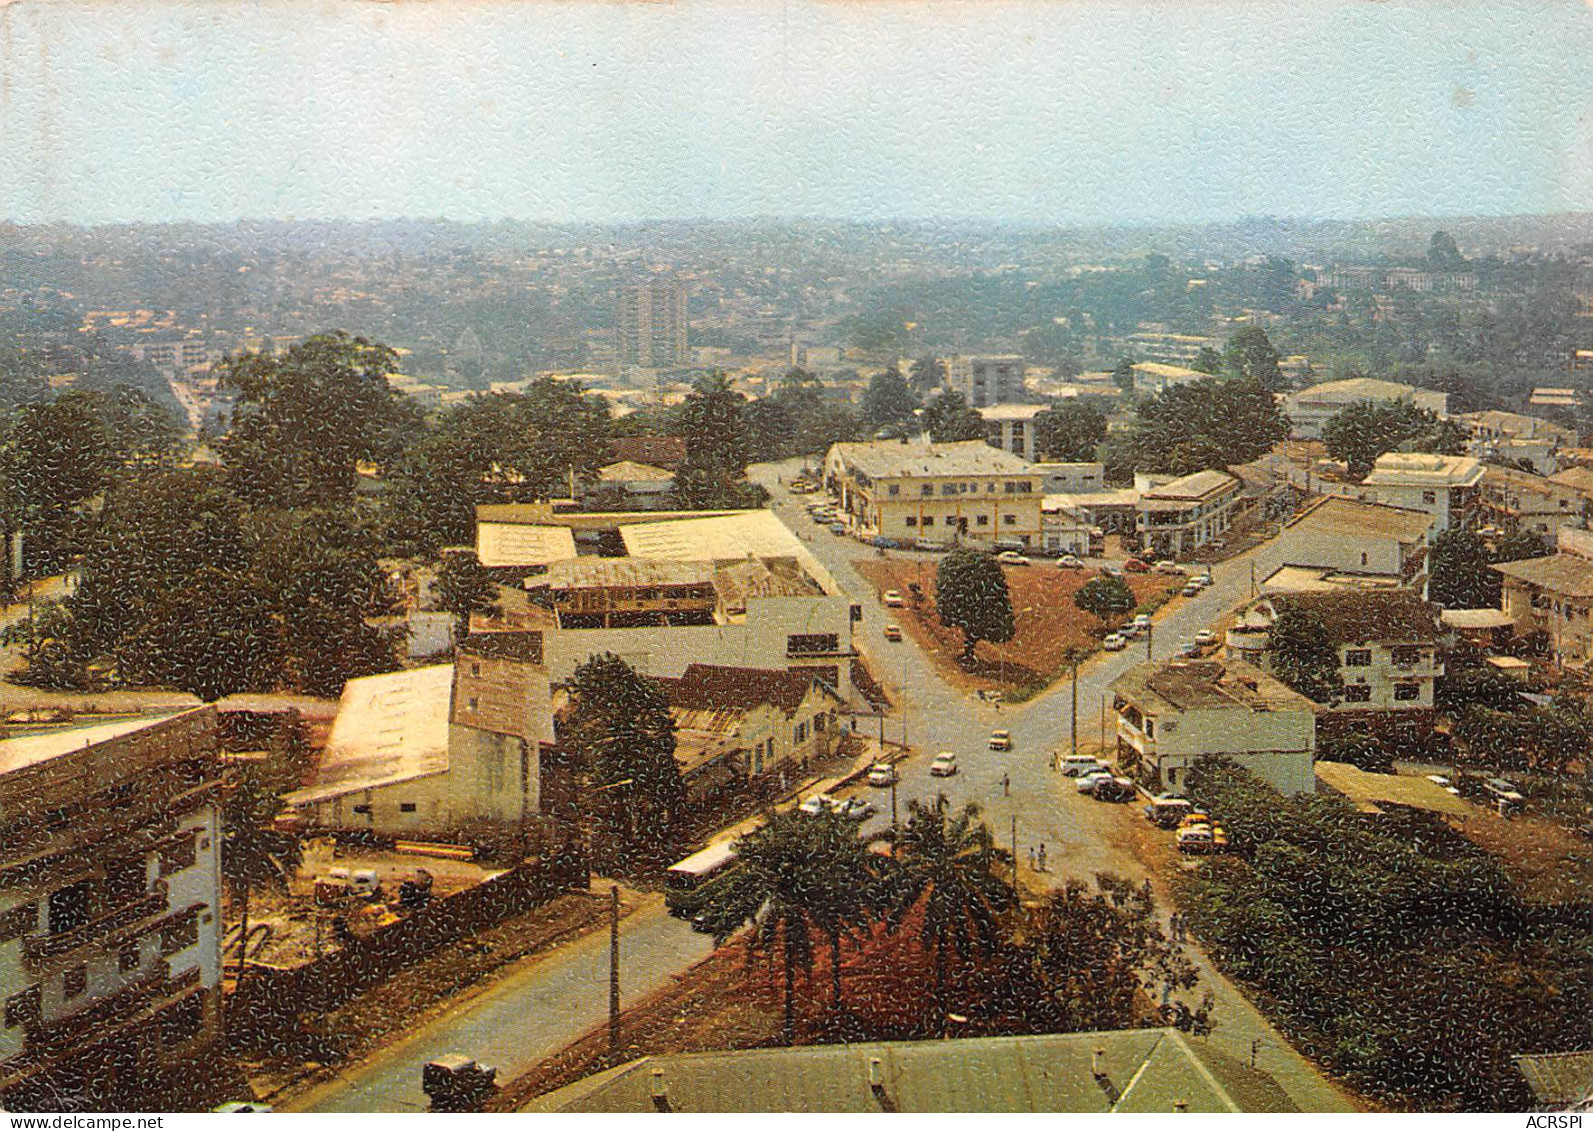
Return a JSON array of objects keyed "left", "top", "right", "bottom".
[{"left": 663, "top": 840, "right": 739, "bottom": 914}]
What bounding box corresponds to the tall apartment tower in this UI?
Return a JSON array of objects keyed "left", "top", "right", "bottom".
[
  {"left": 945, "top": 355, "right": 1027, "bottom": 407},
  {"left": 615, "top": 279, "right": 688, "bottom": 371}
]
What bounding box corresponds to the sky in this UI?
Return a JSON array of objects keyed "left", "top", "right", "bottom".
[{"left": 1, "top": 0, "right": 1592, "bottom": 228}]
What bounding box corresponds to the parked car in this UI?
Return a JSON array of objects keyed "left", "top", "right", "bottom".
[
  {"left": 1154, "top": 560, "right": 1186, "bottom": 575},
  {"left": 1178, "top": 811, "right": 1214, "bottom": 831},
  {"left": 829, "top": 522, "right": 848, "bottom": 535},
  {"left": 1120, "top": 622, "right": 1144, "bottom": 639},
  {"left": 867, "top": 763, "right": 898, "bottom": 787},
  {"left": 915, "top": 538, "right": 951, "bottom": 552},
  {"left": 1192, "top": 573, "right": 1214, "bottom": 589},
  {"left": 1143, "top": 796, "right": 1194, "bottom": 828},
  {"left": 1091, "top": 776, "right": 1137, "bottom": 802},
  {"left": 883, "top": 624, "right": 903, "bottom": 642},
  {"left": 799, "top": 794, "right": 836, "bottom": 816},
  {"left": 883, "top": 590, "right": 905, "bottom": 607},
  {"left": 993, "top": 539, "right": 1027, "bottom": 554},
  {"left": 871, "top": 535, "right": 902, "bottom": 549},
  {"left": 1485, "top": 777, "right": 1525, "bottom": 805},
  {"left": 1132, "top": 613, "right": 1152, "bottom": 629},
  {"left": 1124, "top": 558, "right": 1150, "bottom": 573},
  {"left": 1076, "top": 768, "right": 1115, "bottom": 793},
  {"left": 1178, "top": 639, "right": 1201, "bottom": 657},
  {"left": 1137, "top": 547, "right": 1160, "bottom": 563},
  {"left": 996, "top": 551, "right": 1032, "bottom": 567},
  {"left": 929, "top": 752, "right": 959, "bottom": 777},
  {"left": 1061, "top": 754, "right": 1105, "bottom": 777},
  {"left": 988, "top": 729, "right": 1012, "bottom": 751},
  {"left": 837, "top": 797, "right": 876, "bottom": 821},
  {"left": 1057, "top": 554, "right": 1085, "bottom": 570},
  {"left": 1099, "top": 564, "right": 1125, "bottom": 579},
  {"left": 1181, "top": 582, "right": 1202, "bottom": 597},
  {"left": 1176, "top": 826, "right": 1217, "bottom": 854},
  {"left": 1194, "top": 630, "right": 1218, "bottom": 647},
  {"left": 1102, "top": 633, "right": 1127, "bottom": 651}
]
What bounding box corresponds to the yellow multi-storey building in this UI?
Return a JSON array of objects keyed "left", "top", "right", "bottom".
[{"left": 823, "top": 439, "right": 1043, "bottom": 548}]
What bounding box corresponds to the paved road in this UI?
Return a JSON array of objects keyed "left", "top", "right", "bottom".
[
  {"left": 757, "top": 460, "right": 1356, "bottom": 1112},
  {"left": 288, "top": 897, "right": 714, "bottom": 1112}
]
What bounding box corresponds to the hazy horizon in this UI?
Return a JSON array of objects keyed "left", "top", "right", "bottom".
[{"left": 3, "top": 0, "right": 1591, "bottom": 229}]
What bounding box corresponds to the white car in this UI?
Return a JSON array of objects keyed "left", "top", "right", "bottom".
[
  {"left": 883, "top": 590, "right": 905, "bottom": 608},
  {"left": 868, "top": 763, "right": 898, "bottom": 787},
  {"left": 1076, "top": 768, "right": 1115, "bottom": 793},
  {"left": 1155, "top": 560, "right": 1186, "bottom": 575},
  {"left": 1057, "top": 554, "right": 1084, "bottom": 570},
  {"left": 1102, "top": 633, "right": 1127, "bottom": 651},
  {"left": 1178, "top": 639, "right": 1201, "bottom": 657},
  {"left": 1195, "top": 630, "right": 1218, "bottom": 647},
  {"left": 929, "top": 752, "right": 959, "bottom": 777},
  {"left": 837, "top": 797, "right": 876, "bottom": 821},
  {"left": 996, "top": 551, "right": 1031, "bottom": 567},
  {"left": 1193, "top": 574, "right": 1214, "bottom": 589},
  {"left": 1061, "top": 756, "right": 1106, "bottom": 777},
  {"left": 988, "top": 730, "right": 1012, "bottom": 751},
  {"left": 799, "top": 794, "right": 836, "bottom": 816}
]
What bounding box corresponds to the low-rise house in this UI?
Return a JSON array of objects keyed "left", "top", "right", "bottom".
[
  {"left": 527, "top": 559, "right": 719, "bottom": 629},
  {"left": 1274, "top": 496, "right": 1433, "bottom": 587},
  {"left": 824, "top": 439, "right": 1043, "bottom": 549},
  {"left": 1283, "top": 378, "right": 1448, "bottom": 439},
  {"left": 288, "top": 635, "right": 556, "bottom": 838},
  {"left": 654, "top": 665, "right": 844, "bottom": 801},
  {"left": 1135, "top": 470, "right": 1242, "bottom": 557},
  {"left": 1460, "top": 410, "right": 1575, "bottom": 476},
  {"left": 1039, "top": 496, "right": 1097, "bottom": 557},
  {"left": 1491, "top": 527, "right": 1593, "bottom": 668},
  {"left": 1361, "top": 452, "right": 1483, "bottom": 535},
  {"left": 1225, "top": 590, "right": 1444, "bottom": 743},
  {"left": 1477, "top": 465, "right": 1581, "bottom": 546},
  {"left": 0, "top": 710, "right": 225, "bottom": 1104},
  {"left": 1130, "top": 362, "right": 1209, "bottom": 398},
  {"left": 522, "top": 1027, "right": 1296, "bottom": 1113},
  {"left": 582, "top": 460, "right": 676, "bottom": 511},
  {"left": 1033, "top": 461, "right": 1107, "bottom": 494},
  {"left": 1109, "top": 659, "right": 1318, "bottom": 796}
]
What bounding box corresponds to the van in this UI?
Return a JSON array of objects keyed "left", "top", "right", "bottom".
[
  {"left": 1061, "top": 754, "right": 1104, "bottom": 777},
  {"left": 1143, "top": 796, "right": 1193, "bottom": 828}
]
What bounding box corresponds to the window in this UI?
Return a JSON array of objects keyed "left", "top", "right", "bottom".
[
  {"left": 399, "top": 802, "right": 417, "bottom": 813},
  {"left": 942, "top": 484, "right": 957, "bottom": 496},
  {"left": 1344, "top": 649, "right": 1372, "bottom": 667},
  {"left": 795, "top": 723, "right": 807, "bottom": 744},
  {"left": 904, "top": 516, "right": 917, "bottom": 527},
  {"left": 1344, "top": 685, "right": 1372, "bottom": 703},
  {"left": 5, "top": 986, "right": 40, "bottom": 1030},
  {"left": 1144, "top": 719, "right": 1155, "bottom": 739},
  {"left": 922, "top": 516, "right": 934, "bottom": 526},
  {"left": 119, "top": 946, "right": 142, "bottom": 974},
  {"left": 1394, "top": 683, "right": 1421, "bottom": 701},
  {"left": 1390, "top": 645, "right": 1422, "bottom": 666},
  {"left": 813, "top": 713, "right": 826, "bottom": 732},
  {"left": 976, "top": 515, "right": 989, "bottom": 526},
  {"left": 63, "top": 965, "right": 87, "bottom": 1000},
  {"left": 788, "top": 633, "right": 840, "bottom": 655},
  {"left": 0, "top": 901, "right": 38, "bottom": 943},
  {"left": 467, "top": 696, "right": 480, "bottom": 711},
  {"left": 471, "top": 662, "right": 481, "bottom": 677},
  {"left": 920, "top": 484, "right": 933, "bottom": 497},
  {"left": 48, "top": 882, "right": 91, "bottom": 935},
  {"left": 1422, "top": 491, "right": 1437, "bottom": 505},
  {"left": 157, "top": 834, "right": 196, "bottom": 879},
  {"left": 1003, "top": 514, "right": 1017, "bottom": 526},
  {"left": 161, "top": 914, "right": 200, "bottom": 956},
  {"left": 887, "top": 484, "right": 899, "bottom": 497},
  {"left": 352, "top": 803, "right": 372, "bottom": 815}
]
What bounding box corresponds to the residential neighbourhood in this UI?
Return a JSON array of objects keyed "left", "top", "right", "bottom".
[{"left": 3, "top": 1, "right": 1593, "bottom": 1115}]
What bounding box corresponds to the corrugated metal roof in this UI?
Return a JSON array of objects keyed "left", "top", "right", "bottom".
[
  {"left": 829, "top": 438, "right": 1037, "bottom": 480},
  {"left": 476, "top": 522, "right": 578, "bottom": 569},
  {"left": 288, "top": 665, "right": 454, "bottom": 805},
  {"left": 522, "top": 1028, "right": 1296, "bottom": 1113}
]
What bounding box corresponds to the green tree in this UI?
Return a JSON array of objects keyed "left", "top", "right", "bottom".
[
  {"left": 921, "top": 390, "right": 984, "bottom": 444},
  {"left": 1111, "top": 356, "right": 1136, "bottom": 392},
  {"left": 0, "top": 392, "right": 115, "bottom": 575},
  {"left": 1321, "top": 399, "right": 1467, "bottom": 479},
  {"left": 1428, "top": 230, "right": 1465, "bottom": 271},
  {"left": 435, "top": 552, "right": 500, "bottom": 640},
  {"left": 1073, "top": 575, "right": 1135, "bottom": 626},
  {"left": 0, "top": 348, "right": 50, "bottom": 410},
  {"left": 221, "top": 769, "right": 302, "bottom": 989},
  {"left": 1033, "top": 402, "right": 1106, "bottom": 462},
  {"left": 87, "top": 385, "right": 183, "bottom": 470},
  {"left": 1493, "top": 531, "right": 1546, "bottom": 564},
  {"left": 216, "top": 332, "right": 405, "bottom": 509},
  {"left": 563, "top": 653, "right": 686, "bottom": 870},
  {"left": 1428, "top": 529, "right": 1500, "bottom": 609},
  {"left": 1222, "top": 326, "right": 1285, "bottom": 390},
  {"left": 1126, "top": 377, "right": 1288, "bottom": 476},
  {"left": 671, "top": 372, "right": 758, "bottom": 507},
  {"left": 1318, "top": 732, "right": 1394, "bottom": 774},
  {"left": 860, "top": 366, "right": 920, "bottom": 434},
  {"left": 1265, "top": 604, "right": 1342, "bottom": 704},
  {"left": 935, "top": 548, "right": 1016, "bottom": 667},
  {"left": 1192, "top": 345, "right": 1224, "bottom": 375},
  {"left": 691, "top": 810, "right": 880, "bottom": 1041},
  {"left": 908, "top": 356, "right": 946, "bottom": 398},
  {"left": 885, "top": 794, "right": 1015, "bottom": 1015}
]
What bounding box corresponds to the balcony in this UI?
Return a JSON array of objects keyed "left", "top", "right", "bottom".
[
  {"left": 22, "top": 892, "right": 167, "bottom": 968},
  {"left": 20, "top": 959, "right": 179, "bottom": 1059},
  {"left": 1115, "top": 715, "right": 1157, "bottom": 756}
]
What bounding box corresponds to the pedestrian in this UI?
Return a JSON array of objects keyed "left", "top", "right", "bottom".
[
  {"left": 1028, "top": 847, "right": 1036, "bottom": 871},
  {"left": 1169, "top": 911, "right": 1181, "bottom": 941},
  {"left": 1037, "top": 843, "right": 1047, "bottom": 872},
  {"left": 1002, "top": 773, "right": 1010, "bottom": 796}
]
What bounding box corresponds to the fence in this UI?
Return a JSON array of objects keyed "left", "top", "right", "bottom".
[{"left": 227, "top": 845, "right": 587, "bottom": 1034}]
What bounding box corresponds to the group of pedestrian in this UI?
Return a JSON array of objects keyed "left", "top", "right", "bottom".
[
  {"left": 1169, "top": 910, "right": 1188, "bottom": 942},
  {"left": 1026, "top": 843, "right": 1048, "bottom": 872}
]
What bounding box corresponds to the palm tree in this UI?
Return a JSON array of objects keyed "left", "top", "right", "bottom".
[
  {"left": 221, "top": 769, "right": 302, "bottom": 988},
  {"left": 689, "top": 809, "right": 879, "bottom": 1044},
  {"left": 884, "top": 793, "right": 1016, "bottom": 1023}
]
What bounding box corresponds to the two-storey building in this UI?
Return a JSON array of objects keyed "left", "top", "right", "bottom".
[
  {"left": 1492, "top": 527, "right": 1593, "bottom": 669},
  {"left": 1224, "top": 590, "right": 1444, "bottom": 744},
  {"left": 1135, "top": 470, "right": 1242, "bottom": 557},
  {"left": 1477, "top": 465, "right": 1581, "bottom": 548},
  {"left": 824, "top": 439, "right": 1043, "bottom": 549},
  {"left": 1, "top": 709, "right": 224, "bottom": 1108},
  {"left": 1360, "top": 452, "right": 1483, "bottom": 536},
  {"left": 1109, "top": 659, "right": 1318, "bottom": 796}
]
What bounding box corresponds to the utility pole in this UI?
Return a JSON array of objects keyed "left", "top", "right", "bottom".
[
  {"left": 1070, "top": 655, "right": 1080, "bottom": 759},
  {"left": 890, "top": 774, "right": 899, "bottom": 831},
  {"left": 608, "top": 884, "right": 621, "bottom": 1057},
  {"left": 1010, "top": 814, "right": 1018, "bottom": 880},
  {"left": 1145, "top": 621, "right": 1153, "bottom": 662}
]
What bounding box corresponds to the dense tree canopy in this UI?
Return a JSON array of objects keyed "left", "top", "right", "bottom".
[
  {"left": 1222, "top": 326, "right": 1284, "bottom": 390},
  {"left": 935, "top": 549, "right": 1015, "bottom": 666},
  {"left": 1265, "top": 605, "right": 1342, "bottom": 703},
  {"left": 671, "top": 372, "right": 767, "bottom": 507},
  {"left": 1120, "top": 377, "right": 1287, "bottom": 477},
  {"left": 1073, "top": 576, "right": 1135, "bottom": 625},
  {"left": 1321, "top": 398, "right": 1468, "bottom": 479},
  {"left": 1427, "top": 529, "right": 1501, "bottom": 610},
  {"left": 1033, "top": 401, "right": 1106, "bottom": 462},
  {"left": 922, "top": 390, "right": 985, "bottom": 444},
  {"left": 859, "top": 366, "right": 920, "bottom": 435}
]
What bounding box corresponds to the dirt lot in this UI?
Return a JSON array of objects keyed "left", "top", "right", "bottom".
[
  {"left": 854, "top": 558, "right": 1180, "bottom": 698},
  {"left": 1454, "top": 810, "right": 1593, "bottom": 906}
]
